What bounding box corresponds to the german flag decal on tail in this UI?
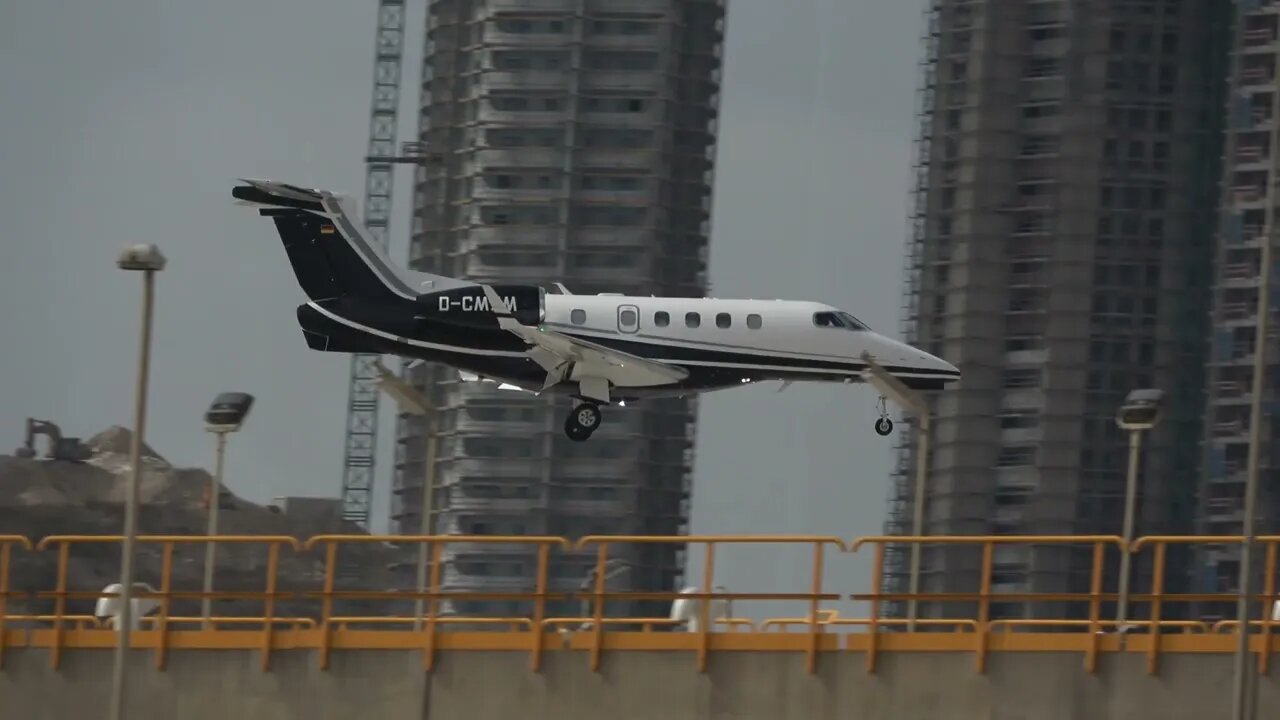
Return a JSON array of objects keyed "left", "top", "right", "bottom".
[{"left": 320, "top": 224, "right": 335, "bottom": 234}]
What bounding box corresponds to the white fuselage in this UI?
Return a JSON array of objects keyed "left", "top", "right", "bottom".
[{"left": 538, "top": 293, "right": 955, "bottom": 385}]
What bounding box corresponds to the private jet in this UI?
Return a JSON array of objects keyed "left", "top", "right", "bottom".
[{"left": 232, "top": 179, "right": 960, "bottom": 442}]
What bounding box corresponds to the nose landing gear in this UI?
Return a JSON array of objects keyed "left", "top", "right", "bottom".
[
  {"left": 874, "top": 396, "right": 894, "bottom": 436},
  {"left": 565, "top": 402, "right": 602, "bottom": 442}
]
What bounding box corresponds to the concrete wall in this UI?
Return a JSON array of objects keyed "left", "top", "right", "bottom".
[{"left": 2, "top": 648, "right": 1277, "bottom": 720}]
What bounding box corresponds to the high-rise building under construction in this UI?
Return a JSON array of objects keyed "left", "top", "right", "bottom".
[
  {"left": 887, "top": 0, "right": 1232, "bottom": 621},
  {"left": 391, "top": 0, "right": 726, "bottom": 616},
  {"left": 1197, "top": 1, "right": 1280, "bottom": 619}
]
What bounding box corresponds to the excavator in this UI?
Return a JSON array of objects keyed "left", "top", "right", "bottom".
[{"left": 14, "top": 418, "right": 92, "bottom": 462}]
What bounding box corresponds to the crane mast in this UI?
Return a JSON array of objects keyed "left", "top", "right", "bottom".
[{"left": 340, "top": 0, "right": 409, "bottom": 528}]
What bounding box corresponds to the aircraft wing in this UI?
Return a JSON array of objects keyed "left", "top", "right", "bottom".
[{"left": 480, "top": 286, "right": 688, "bottom": 390}]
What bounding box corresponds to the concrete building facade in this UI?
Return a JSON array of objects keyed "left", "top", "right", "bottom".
[
  {"left": 390, "top": 0, "right": 726, "bottom": 616},
  {"left": 886, "top": 0, "right": 1232, "bottom": 620}
]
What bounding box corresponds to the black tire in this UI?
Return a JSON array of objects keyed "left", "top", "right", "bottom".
[
  {"left": 874, "top": 417, "right": 893, "bottom": 436},
  {"left": 564, "top": 421, "right": 591, "bottom": 442}
]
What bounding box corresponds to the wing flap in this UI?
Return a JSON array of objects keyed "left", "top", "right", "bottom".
[{"left": 479, "top": 286, "right": 687, "bottom": 388}]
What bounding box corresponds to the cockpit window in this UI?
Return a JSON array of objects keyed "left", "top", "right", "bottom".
[
  {"left": 813, "top": 311, "right": 869, "bottom": 331},
  {"left": 838, "top": 311, "right": 869, "bottom": 330}
]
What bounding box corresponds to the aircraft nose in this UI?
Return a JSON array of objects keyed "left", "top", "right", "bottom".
[
  {"left": 924, "top": 350, "right": 960, "bottom": 376},
  {"left": 868, "top": 336, "right": 959, "bottom": 377}
]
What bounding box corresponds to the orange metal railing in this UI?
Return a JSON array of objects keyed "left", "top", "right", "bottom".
[
  {"left": 303, "top": 534, "right": 569, "bottom": 670},
  {"left": 0, "top": 535, "right": 34, "bottom": 668},
  {"left": 1, "top": 533, "right": 1279, "bottom": 676}
]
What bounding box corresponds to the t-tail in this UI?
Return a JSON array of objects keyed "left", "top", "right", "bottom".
[
  {"left": 231, "top": 179, "right": 469, "bottom": 307},
  {"left": 233, "top": 179, "right": 547, "bottom": 351}
]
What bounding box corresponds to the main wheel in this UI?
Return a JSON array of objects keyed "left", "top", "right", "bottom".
[
  {"left": 874, "top": 417, "right": 893, "bottom": 436},
  {"left": 564, "top": 402, "right": 603, "bottom": 441}
]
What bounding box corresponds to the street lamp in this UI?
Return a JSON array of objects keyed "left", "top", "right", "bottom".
[
  {"left": 373, "top": 359, "right": 437, "bottom": 629},
  {"left": 1114, "top": 387, "right": 1164, "bottom": 631},
  {"left": 200, "top": 392, "right": 255, "bottom": 625},
  {"left": 110, "top": 243, "right": 166, "bottom": 720},
  {"left": 861, "top": 352, "right": 931, "bottom": 631}
]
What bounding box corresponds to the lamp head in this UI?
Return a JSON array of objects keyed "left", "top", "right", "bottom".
[
  {"left": 1116, "top": 388, "right": 1164, "bottom": 432},
  {"left": 117, "top": 244, "right": 167, "bottom": 272}
]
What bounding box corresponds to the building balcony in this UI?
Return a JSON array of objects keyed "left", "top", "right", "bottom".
[
  {"left": 579, "top": 107, "right": 667, "bottom": 127},
  {"left": 549, "top": 498, "right": 630, "bottom": 516},
  {"left": 570, "top": 226, "right": 655, "bottom": 247},
  {"left": 1205, "top": 497, "right": 1243, "bottom": 521},
  {"left": 1235, "top": 144, "right": 1270, "bottom": 166},
  {"left": 473, "top": 69, "right": 570, "bottom": 91},
  {"left": 582, "top": 34, "right": 668, "bottom": 51},
  {"left": 470, "top": 147, "right": 568, "bottom": 168},
  {"left": 580, "top": 70, "right": 665, "bottom": 93},
  {"left": 476, "top": 106, "right": 569, "bottom": 125},
  {"left": 1214, "top": 380, "right": 1248, "bottom": 402},
  {"left": 467, "top": 184, "right": 564, "bottom": 202},
  {"left": 463, "top": 257, "right": 558, "bottom": 277},
  {"left": 1240, "top": 66, "right": 1275, "bottom": 87},
  {"left": 445, "top": 496, "right": 543, "bottom": 513},
  {"left": 1243, "top": 27, "right": 1278, "bottom": 49},
  {"left": 484, "top": 0, "right": 576, "bottom": 12},
  {"left": 1212, "top": 419, "right": 1246, "bottom": 439},
  {"left": 1232, "top": 184, "right": 1266, "bottom": 203},
  {"left": 575, "top": 148, "right": 662, "bottom": 168},
  {"left": 1221, "top": 263, "right": 1260, "bottom": 286},
  {"left": 462, "top": 226, "right": 564, "bottom": 248}
]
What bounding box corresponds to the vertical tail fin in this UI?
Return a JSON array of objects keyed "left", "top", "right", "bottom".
[{"left": 232, "top": 179, "right": 472, "bottom": 304}]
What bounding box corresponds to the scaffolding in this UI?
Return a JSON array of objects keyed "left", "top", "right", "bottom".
[{"left": 883, "top": 0, "right": 942, "bottom": 620}]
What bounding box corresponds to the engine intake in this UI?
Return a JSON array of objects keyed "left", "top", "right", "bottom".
[{"left": 416, "top": 284, "right": 545, "bottom": 328}]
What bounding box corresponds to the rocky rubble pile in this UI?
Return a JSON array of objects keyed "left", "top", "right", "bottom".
[{"left": 0, "top": 426, "right": 419, "bottom": 622}]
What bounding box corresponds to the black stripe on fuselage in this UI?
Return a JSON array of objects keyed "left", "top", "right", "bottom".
[{"left": 297, "top": 306, "right": 957, "bottom": 391}]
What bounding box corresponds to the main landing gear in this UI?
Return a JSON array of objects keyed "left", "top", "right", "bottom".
[
  {"left": 874, "top": 396, "right": 894, "bottom": 436},
  {"left": 564, "top": 402, "right": 603, "bottom": 442}
]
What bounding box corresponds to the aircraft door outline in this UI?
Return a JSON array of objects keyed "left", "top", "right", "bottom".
[{"left": 617, "top": 304, "right": 640, "bottom": 334}]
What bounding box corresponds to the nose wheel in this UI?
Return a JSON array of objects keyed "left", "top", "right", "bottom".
[
  {"left": 874, "top": 396, "right": 894, "bottom": 436},
  {"left": 565, "top": 402, "right": 602, "bottom": 441}
]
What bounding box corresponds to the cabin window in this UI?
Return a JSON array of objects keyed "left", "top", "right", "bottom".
[
  {"left": 715, "top": 312, "right": 732, "bottom": 328},
  {"left": 571, "top": 309, "right": 587, "bottom": 325},
  {"left": 685, "top": 312, "right": 701, "bottom": 328},
  {"left": 746, "top": 313, "right": 762, "bottom": 329},
  {"left": 654, "top": 311, "right": 669, "bottom": 327}
]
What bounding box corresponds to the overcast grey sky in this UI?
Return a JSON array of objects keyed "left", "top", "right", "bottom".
[{"left": 0, "top": 0, "right": 925, "bottom": 616}]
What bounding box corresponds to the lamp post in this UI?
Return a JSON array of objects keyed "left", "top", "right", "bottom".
[
  {"left": 110, "top": 243, "right": 166, "bottom": 720},
  {"left": 200, "top": 392, "right": 255, "bottom": 625},
  {"left": 1113, "top": 388, "right": 1164, "bottom": 631},
  {"left": 1233, "top": 225, "right": 1274, "bottom": 720},
  {"left": 861, "top": 352, "right": 931, "bottom": 631},
  {"left": 373, "top": 359, "right": 437, "bottom": 629}
]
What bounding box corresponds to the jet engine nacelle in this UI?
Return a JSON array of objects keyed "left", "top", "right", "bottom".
[{"left": 416, "top": 284, "right": 545, "bottom": 328}]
